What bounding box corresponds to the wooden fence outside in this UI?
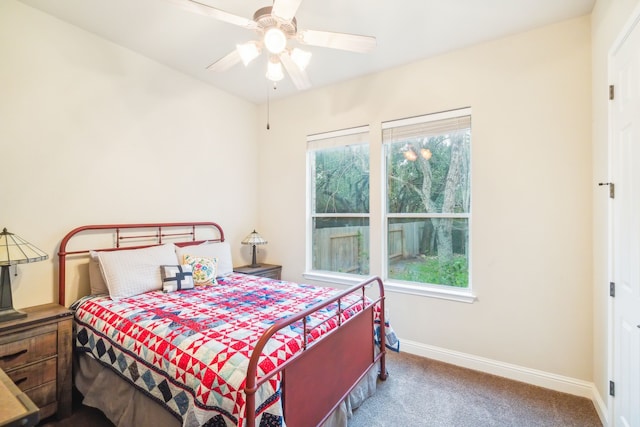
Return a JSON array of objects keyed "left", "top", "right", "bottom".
[{"left": 313, "top": 222, "right": 425, "bottom": 273}]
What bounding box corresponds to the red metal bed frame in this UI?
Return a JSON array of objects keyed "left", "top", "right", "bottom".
[{"left": 58, "top": 222, "right": 387, "bottom": 427}]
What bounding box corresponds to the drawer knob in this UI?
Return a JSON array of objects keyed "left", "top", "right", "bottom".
[{"left": 0, "top": 348, "right": 27, "bottom": 361}]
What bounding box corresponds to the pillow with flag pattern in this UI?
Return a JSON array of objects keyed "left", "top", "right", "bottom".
[{"left": 160, "top": 264, "right": 194, "bottom": 292}]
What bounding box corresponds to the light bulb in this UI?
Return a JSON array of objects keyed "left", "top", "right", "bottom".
[
  {"left": 420, "top": 148, "right": 432, "bottom": 160},
  {"left": 403, "top": 149, "right": 418, "bottom": 161},
  {"left": 291, "top": 48, "right": 312, "bottom": 71},
  {"left": 264, "top": 27, "right": 287, "bottom": 54},
  {"left": 236, "top": 42, "right": 261, "bottom": 66},
  {"left": 266, "top": 58, "right": 284, "bottom": 82}
]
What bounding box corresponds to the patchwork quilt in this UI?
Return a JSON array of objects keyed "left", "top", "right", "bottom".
[{"left": 73, "top": 273, "right": 394, "bottom": 427}]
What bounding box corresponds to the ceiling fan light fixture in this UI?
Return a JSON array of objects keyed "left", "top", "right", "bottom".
[
  {"left": 290, "top": 48, "right": 312, "bottom": 70},
  {"left": 236, "top": 41, "right": 261, "bottom": 66},
  {"left": 178, "top": 0, "right": 376, "bottom": 92},
  {"left": 264, "top": 27, "right": 287, "bottom": 54},
  {"left": 266, "top": 57, "right": 284, "bottom": 82}
]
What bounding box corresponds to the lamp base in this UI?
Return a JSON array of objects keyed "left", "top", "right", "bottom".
[
  {"left": 0, "top": 308, "right": 27, "bottom": 323},
  {"left": 250, "top": 245, "right": 261, "bottom": 269},
  {"left": 0, "top": 265, "right": 26, "bottom": 323}
]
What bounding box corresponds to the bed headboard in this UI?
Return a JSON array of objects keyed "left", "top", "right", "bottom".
[{"left": 57, "top": 222, "right": 224, "bottom": 306}]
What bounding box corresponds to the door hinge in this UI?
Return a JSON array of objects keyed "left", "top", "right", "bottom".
[
  {"left": 610, "top": 282, "right": 615, "bottom": 297},
  {"left": 609, "top": 85, "right": 615, "bottom": 100},
  {"left": 598, "top": 182, "right": 615, "bottom": 199},
  {"left": 609, "top": 380, "right": 615, "bottom": 397}
]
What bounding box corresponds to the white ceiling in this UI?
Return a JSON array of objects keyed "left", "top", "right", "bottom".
[{"left": 19, "top": 0, "right": 595, "bottom": 104}]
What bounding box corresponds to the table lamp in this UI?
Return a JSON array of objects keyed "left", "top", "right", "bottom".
[
  {"left": 241, "top": 230, "right": 267, "bottom": 268},
  {"left": 0, "top": 228, "right": 48, "bottom": 322}
]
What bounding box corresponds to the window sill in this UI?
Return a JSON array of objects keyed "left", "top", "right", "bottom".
[
  {"left": 303, "top": 271, "right": 369, "bottom": 287},
  {"left": 384, "top": 280, "right": 477, "bottom": 303},
  {"left": 303, "top": 272, "right": 477, "bottom": 303}
]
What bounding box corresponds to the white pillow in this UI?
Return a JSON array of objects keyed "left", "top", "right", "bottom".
[
  {"left": 88, "top": 251, "right": 109, "bottom": 295},
  {"left": 176, "top": 241, "right": 233, "bottom": 276},
  {"left": 97, "top": 243, "right": 179, "bottom": 300}
]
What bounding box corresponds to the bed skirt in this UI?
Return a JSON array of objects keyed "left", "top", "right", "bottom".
[{"left": 75, "top": 353, "right": 378, "bottom": 427}]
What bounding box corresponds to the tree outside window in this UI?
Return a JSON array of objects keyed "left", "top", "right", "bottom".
[{"left": 383, "top": 109, "right": 471, "bottom": 288}]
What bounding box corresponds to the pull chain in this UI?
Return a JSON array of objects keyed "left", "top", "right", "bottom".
[{"left": 266, "top": 81, "right": 277, "bottom": 130}]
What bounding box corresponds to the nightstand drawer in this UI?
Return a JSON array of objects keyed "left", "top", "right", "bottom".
[
  {"left": 6, "top": 357, "right": 56, "bottom": 392},
  {"left": 259, "top": 269, "right": 281, "bottom": 279},
  {"left": 0, "top": 329, "right": 57, "bottom": 371},
  {"left": 0, "top": 368, "right": 39, "bottom": 427},
  {"left": 25, "top": 379, "right": 57, "bottom": 409},
  {"left": 234, "top": 264, "right": 282, "bottom": 280}
]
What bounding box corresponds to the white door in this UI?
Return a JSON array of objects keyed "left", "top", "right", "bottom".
[{"left": 611, "top": 14, "right": 640, "bottom": 427}]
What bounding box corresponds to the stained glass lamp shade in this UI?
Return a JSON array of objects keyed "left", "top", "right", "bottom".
[
  {"left": 0, "top": 228, "right": 48, "bottom": 322},
  {"left": 241, "top": 230, "right": 267, "bottom": 268}
]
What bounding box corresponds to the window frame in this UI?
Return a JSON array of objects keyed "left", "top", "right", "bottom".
[
  {"left": 382, "top": 108, "right": 476, "bottom": 303},
  {"left": 305, "top": 125, "right": 371, "bottom": 281}
]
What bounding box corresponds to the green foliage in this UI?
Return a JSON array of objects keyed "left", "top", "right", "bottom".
[
  {"left": 390, "top": 255, "right": 468, "bottom": 288},
  {"left": 314, "top": 144, "right": 369, "bottom": 214}
]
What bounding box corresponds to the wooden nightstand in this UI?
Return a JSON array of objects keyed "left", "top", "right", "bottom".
[
  {"left": 0, "top": 304, "right": 73, "bottom": 421},
  {"left": 234, "top": 264, "right": 282, "bottom": 280}
]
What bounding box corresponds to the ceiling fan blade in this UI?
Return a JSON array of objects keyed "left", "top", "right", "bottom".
[
  {"left": 280, "top": 51, "right": 311, "bottom": 90},
  {"left": 298, "top": 29, "right": 377, "bottom": 53},
  {"left": 206, "top": 49, "right": 242, "bottom": 72},
  {"left": 272, "top": 0, "right": 302, "bottom": 22},
  {"left": 166, "top": 0, "right": 258, "bottom": 29}
]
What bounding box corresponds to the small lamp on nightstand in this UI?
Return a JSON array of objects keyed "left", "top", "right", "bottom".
[
  {"left": 241, "top": 230, "right": 267, "bottom": 268},
  {"left": 0, "top": 228, "right": 48, "bottom": 322}
]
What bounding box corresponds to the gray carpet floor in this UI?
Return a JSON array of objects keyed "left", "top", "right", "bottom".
[
  {"left": 348, "top": 351, "right": 602, "bottom": 427},
  {"left": 39, "top": 351, "right": 602, "bottom": 427}
]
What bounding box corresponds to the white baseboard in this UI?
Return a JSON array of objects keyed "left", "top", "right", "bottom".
[
  {"left": 400, "top": 339, "right": 609, "bottom": 426},
  {"left": 590, "top": 385, "right": 609, "bottom": 427}
]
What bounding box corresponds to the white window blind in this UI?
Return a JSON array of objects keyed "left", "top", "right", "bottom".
[
  {"left": 382, "top": 108, "right": 471, "bottom": 142},
  {"left": 307, "top": 125, "right": 370, "bottom": 150}
]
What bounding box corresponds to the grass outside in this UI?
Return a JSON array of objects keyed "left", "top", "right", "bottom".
[{"left": 389, "top": 254, "right": 468, "bottom": 287}]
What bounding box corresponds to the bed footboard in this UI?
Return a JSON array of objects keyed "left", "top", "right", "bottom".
[{"left": 245, "top": 276, "right": 386, "bottom": 427}]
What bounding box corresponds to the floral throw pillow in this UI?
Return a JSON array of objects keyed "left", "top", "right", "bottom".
[{"left": 182, "top": 254, "right": 218, "bottom": 286}]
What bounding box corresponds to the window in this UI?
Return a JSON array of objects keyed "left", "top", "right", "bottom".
[
  {"left": 307, "top": 126, "right": 370, "bottom": 276},
  {"left": 383, "top": 108, "right": 471, "bottom": 290}
]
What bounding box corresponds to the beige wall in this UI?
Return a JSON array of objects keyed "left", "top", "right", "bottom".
[
  {"left": 257, "top": 16, "right": 593, "bottom": 381},
  {"left": 1, "top": 1, "right": 259, "bottom": 307},
  {"left": 591, "top": 0, "right": 640, "bottom": 419}
]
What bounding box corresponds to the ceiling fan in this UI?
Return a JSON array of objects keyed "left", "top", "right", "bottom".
[{"left": 167, "top": 0, "right": 377, "bottom": 90}]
